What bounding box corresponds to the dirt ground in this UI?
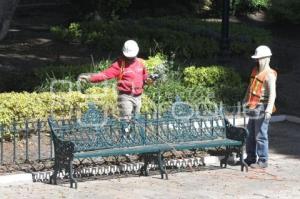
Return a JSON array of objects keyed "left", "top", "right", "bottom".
[{"left": 0, "top": 121, "right": 299, "bottom": 199}]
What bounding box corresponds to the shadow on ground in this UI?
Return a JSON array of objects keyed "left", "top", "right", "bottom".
[{"left": 269, "top": 121, "right": 300, "bottom": 159}]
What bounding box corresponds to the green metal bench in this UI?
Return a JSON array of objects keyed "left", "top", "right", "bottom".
[{"left": 48, "top": 102, "right": 248, "bottom": 188}]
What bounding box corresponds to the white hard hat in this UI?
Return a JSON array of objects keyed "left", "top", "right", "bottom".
[
  {"left": 122, "top": 40, "right": 139, "bottom": 58},
  {"left": 251, "top": 45, "right": 272, "bottom": 59}
]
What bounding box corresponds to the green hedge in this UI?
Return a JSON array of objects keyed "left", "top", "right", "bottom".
[
  {"left": 2, "top": 53, "right": 167, "bottom": 125},
  {"left": 183, "top": 66, "right": 245, "bottom": 105},
  {"left": 0, "top": 91, "right": 84, "bottom": 126},
  {"left": 145, "top": 65, "right": 245, "bottom": 110},
  {"left": 1, "top": 54, "right": 245, "bottom": 128},
  {"left": 51, "top": 17, "right": 271, "bottom": 59},
  {"left": 0, "top": 88, "right": 155, "bottom": 127}
]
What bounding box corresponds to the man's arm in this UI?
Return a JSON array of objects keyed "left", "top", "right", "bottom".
[
  {"left": 89, "top": 62, "right": 121, "bottom": 83},
  {"left": 265, "top": 73, "right": 277, "bottom": 115}
]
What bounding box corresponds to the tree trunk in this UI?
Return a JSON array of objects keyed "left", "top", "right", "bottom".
[{"left": 0, "top": 0, "right": 19, "bottom": 41}]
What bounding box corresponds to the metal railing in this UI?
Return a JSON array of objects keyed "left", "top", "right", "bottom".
[{"left": 0, "top": 120, "right": 52, "bottom": 165}]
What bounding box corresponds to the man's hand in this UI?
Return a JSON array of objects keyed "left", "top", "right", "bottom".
[
  {"left": 145, "top": 74, "right": 160, "bottom": 85},
  {"left": 78, "top": 74, "right": 91, "bottom": 82},
  {"left": 265, "top": 112, "right": 272, "bottom": 120},
  {"left": 149, "top": 74, "right": 160, "bottom": 80},
  {"left": 145, "top": 77, "right": 154, "bottom": 85}
]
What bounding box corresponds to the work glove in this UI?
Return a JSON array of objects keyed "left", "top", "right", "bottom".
[
  {"left": 264, "top": 112, "right": 272, "bottom": 120},
  {"left": 145, "top": 78, "right": 154, "bottom": 85},
  {"left": 78, "top": 74, "right": 91, "bottom": 82},
  {"left": 149, "top": 74, "right": 160, "bottom": 80},
  {"left": 145, "top": 74, "right": 160, "bottom": 85}
]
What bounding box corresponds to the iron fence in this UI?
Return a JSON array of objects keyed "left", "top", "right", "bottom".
[{"left": 0, "top": 120, "right": 52, "bottom": 165}]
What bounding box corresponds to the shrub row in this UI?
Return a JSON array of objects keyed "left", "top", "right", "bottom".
[
  {"left": 0, "top": 88, "right": 155, "bottom": 127},
  {"left": 51, "top": 16, "right": 271, "bottom": 59},
  {"left": 183, "top": 66, "right": 245, "bottom": 105},
  {"left": 1, "top": 69, "right": 243, "bottom": 128}
]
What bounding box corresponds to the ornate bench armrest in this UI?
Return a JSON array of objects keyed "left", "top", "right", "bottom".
[
  {"left": 225, "top": 119, "right": 248, "bottom": 144},
  {"left": 52, "top": 135, "right": 75, "bottom": 159}
]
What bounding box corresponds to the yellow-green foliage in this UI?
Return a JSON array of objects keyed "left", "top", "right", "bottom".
[
  {"left": 0, "top": 92, "right": 85, "bottom": 125},
  {"left": 85, "top": 87, "right": 118, "bottom": 115},
  {"left": 183, "top": 66, "right": 242, "bottom": 87},
  {"left": 0, "top": 89, "right": 155, "bottom": 126},
  {"left": 183, "top": 66, "right": 245, "bottom": 105},
  {"left": 144, "top": 53, "right": 167, "bottom": 74}
]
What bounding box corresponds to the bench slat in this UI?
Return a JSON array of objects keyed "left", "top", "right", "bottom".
[{"left": 74, "top": 138, "right": 241, "bottom": 159}]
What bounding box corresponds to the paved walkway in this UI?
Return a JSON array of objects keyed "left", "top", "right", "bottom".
[{"left": 0, "top": 121, "right": 299, "bottom": 199}]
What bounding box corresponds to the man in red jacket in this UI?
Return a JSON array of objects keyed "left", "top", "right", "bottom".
[{"left": 79, "top": 40, "right": 151, "bottom": 119}]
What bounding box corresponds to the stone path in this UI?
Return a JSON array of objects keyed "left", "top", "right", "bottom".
[{"left": 0, "top": 154, "right": 299, "bottom": 199}]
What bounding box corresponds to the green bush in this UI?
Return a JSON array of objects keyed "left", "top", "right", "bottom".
[
  {"left": 144, "top": 53, "right": 169, "bottom": 75},
  {"left": 145, "top": 66, "right": 224, "bottom": 113},
  {"left": 183, "top": 66, "right": 245, "bottom": 105},
  {"left": 184, "top": 66, "right": 241, "bottom": 87},
  {"left": 50, "top": 23, "right": 82, "bottom": 43},
  {"left": 0, "top": 89, "right": 155, "bottom": 127},
  {"left": 51, "top": 17, "right": 271, "bottom": 60},
  {"left": 145, "top": 76, "right": 217, "bottom": 112},
  {"left": 0, "top": 92, "right": 84, "bottom": 126},
  {"left": 33, "top": 60, "right": 113, "bottom": 92},
  {"left": 268, "top": 0, "right": 300, "bottom": 24},
  {"left": 0, "top": 54, "right": 169, "bottom": 126},
  {"left": 233, "top": 0, "right": 270, "bottom": 14},
  {"left": 34, "top": 54, "right": 168, "bottom": 92}
]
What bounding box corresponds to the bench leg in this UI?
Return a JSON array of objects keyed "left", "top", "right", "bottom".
[
  {"left": 158, "top": 152, "right": 168, "bottom": 180},
  {"left": 68, "top": 160, "right": 78, "bottom": 189},
  {"left": 50, "top": 159, "right": 59, "bottom": 185},
  {"left": 220, "top": 147, "right": 230, "bottom": 168},
  {"left": 140, "top": 154, "right": 150, "bottom": 176},
  {"left": 240, "top": 146, "right": 248, "bottom": 172}
]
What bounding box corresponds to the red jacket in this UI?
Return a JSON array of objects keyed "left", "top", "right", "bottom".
[{"left": 90, "top": 57, "right": 148, "bottom": 95}]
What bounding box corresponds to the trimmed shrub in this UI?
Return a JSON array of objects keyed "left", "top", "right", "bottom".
[
  {"left": 145, "top": 73, "right": 218, "bottom": 112},
  {"left": 183, "top": 66, "right": 245, "bottom": 105},
  {"left": 0, "top": 89, "right": 155, "bottom": 127}
]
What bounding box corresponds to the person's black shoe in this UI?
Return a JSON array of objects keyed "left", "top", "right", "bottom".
[{"left": 244, "top": 158, "right": 256, "bottom": 166}]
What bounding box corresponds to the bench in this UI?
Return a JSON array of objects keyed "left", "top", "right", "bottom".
[{"left": 48, "top": 101, "right": 248, "bottom": 188}]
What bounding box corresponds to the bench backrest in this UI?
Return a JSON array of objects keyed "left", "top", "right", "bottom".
[
  {"left": 138, "top": 111, "right": 227, "bottom": 145},
  {"left": 48, "top": 116, "right": 147, "bottom": 152},
  {"left": 48, "top": 102, "right": 227, "bottom": 152}
]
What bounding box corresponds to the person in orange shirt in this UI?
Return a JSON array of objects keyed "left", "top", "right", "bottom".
[{"left": 243, "top": 45, "right": 277, "bottom": 169}]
